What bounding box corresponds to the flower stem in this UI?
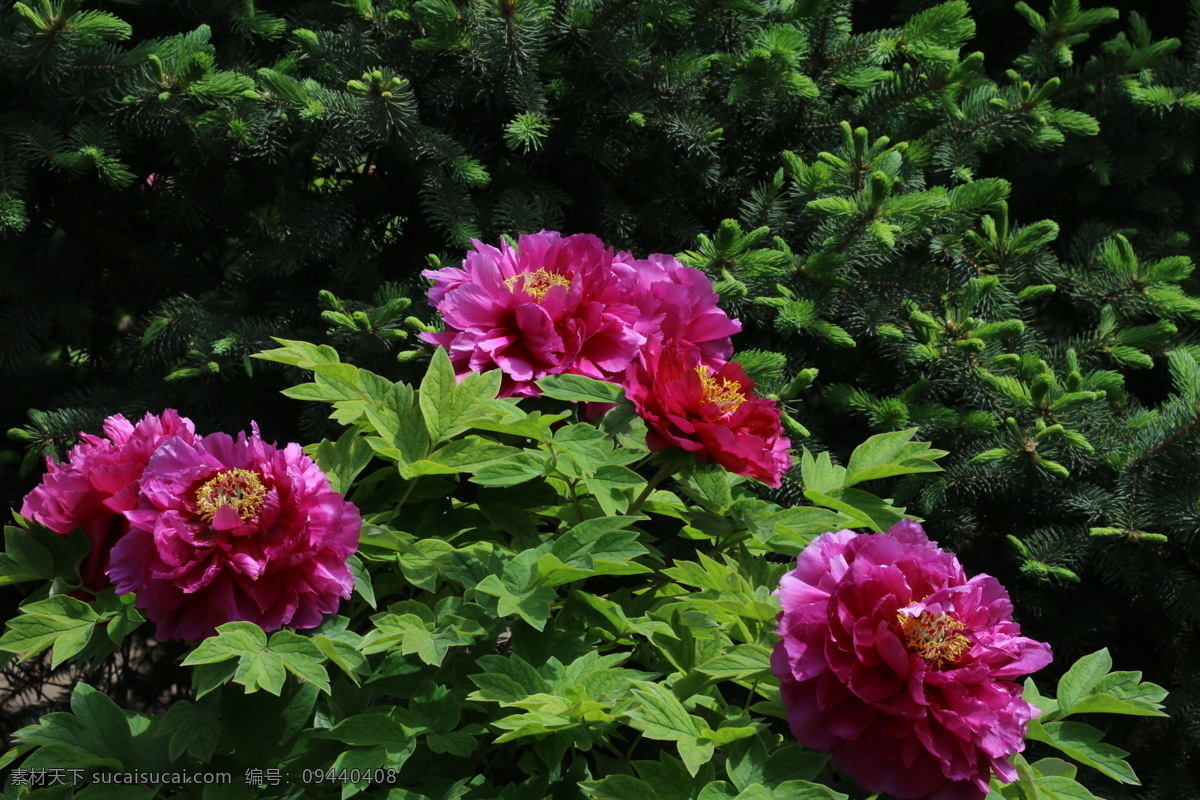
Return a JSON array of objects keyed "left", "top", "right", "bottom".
[
  {"left": 393, "top": 477, "right": 418, "bottom": 514},
  {"left": 627, "top": 454, "right": 685, "bottom": 515}
]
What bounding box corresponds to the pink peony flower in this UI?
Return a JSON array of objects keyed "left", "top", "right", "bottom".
[
  {"left": 20, "top": 410, "right": 197, "bottom": 592},
  {"left": 623, "top": 338, "right": 792, "bottom": 486},
  {"left": 627, "top": 252, "right": 740, "bottom": 365},
  {"left": 421, "top": 231, "right": 740, "bottom": 397},
  {"left": 108, "top": 426, "right": 361, "bottom": 641},
  {"left": 771, "top": 519, "right": 1053, "bottom": 800}
]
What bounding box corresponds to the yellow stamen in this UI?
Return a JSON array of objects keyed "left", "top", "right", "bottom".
[
  {"left": 695, "top": 365, "right": 746, "bottom": 414},
  {"left": 896, "top": 610, "right": 969, "bottom": 669},
  {"left": 504, "top": 269, "right": 571, "bottom": 302},
  {"left": 195, "top": 469, "right": 267, "bottom": 523}
]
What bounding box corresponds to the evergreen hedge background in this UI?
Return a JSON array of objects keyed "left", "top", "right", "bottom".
[{"left": 1, "top": 0, "right": 1198, "bottom": 796}]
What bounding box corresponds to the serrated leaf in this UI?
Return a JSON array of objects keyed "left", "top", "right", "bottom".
[{"left": 181, "top": 621, "right": 267, "bottom": 666}]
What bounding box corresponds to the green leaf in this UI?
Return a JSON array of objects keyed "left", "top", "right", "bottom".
[
  {"left": 0, "top": 524, "right": 53, "bottom": 584},
  {"left": 844, "top": 428, "right": 947, "bottom": 486},
  {"left": 466, "top": 400, "right": 570, "bottom": 440},
  {"left": 316, "top": 711, "right": 413, "bottom": 748},
  {"left": 802, "top": 487, "right": 904, "bottom": 532},
  {"left": 476, "top": 573, "right": 557, "bottom": 631},
  {"left": 14, "top": 683, "right": 129, "bottom": 769},
  {"left": 0, "top": 595, "right": 101, "bottom": 667},
  {"left": 157, "top": 699, "right": 221, "bottom": 762},
  {"left": 1063, "top": 672, "right": 1169, "bottom": 718},
  {"left": 0, "top": 524, "right": 90, "bottom": 587},
  {"left": 469, "top": 654, "right": 552, "bottom": 703},
  {"left": 582, "top": 774, "right": 660, "bottom": 800},
  {"left": 1031, "top": 759, "right": 1077, "bottom": 780},
  {"left": 267, "top": 630, "right": 331, "bottom": 694},
  {"left": 627, "top": 681, "right": 702, "bottom": 741},
  {"left": 552, "top": 423, "right": 615, "bottom": 477},
  {"left": 182, "top": 621, "right": 267, "bottom": 665},
  {"left": 729, "top": 737, "right": 811, "bottom": 792},
  {"left": 799, "top": 449, "right": 846, "bottom": 494},
  {"left": 1025, "top": 720, "right": 1139, "bottom": 784},
  {"left": 470, "top": 452, "right": 549, "bottom": 487},
  {"left": 536, "top": 374, "right": 625, "bottom": 403},
  {"left": 314, "top": 634, "right": 368, "bottom": 685},
  {"left": 1034, "top": 776, "right": 1106, "bottom": 800},
  {"left": 192, "top": 660, "right": 239, "bottom": 699},
  {"left": 311, "top": 428, "right": 374, "bottom": 494},
  {"left": 419, "top": 347, "right": 502, "bottom": 444},
  {"left": 678, "top": 737, "right": 717, "bottom": 777},
  {"left": 181, "top": 621, "right": 322, "bottom": 696},
  {"left": 1055, "top": 649, "right": 1112, "bottom": 715},
  {"left": 683, "top": 466, "right": 736, "bottom": 511},
  {"left": 769, "top": 781, "right": 847, "bottom": 800},
  {"left": 421, "top": 437, "right": 521, "bottom": 473},
  {"left": 696, "top": 644, "right": 772, "bottom": 680}
]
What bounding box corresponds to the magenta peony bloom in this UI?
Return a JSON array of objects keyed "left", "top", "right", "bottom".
[
  {"left": 108, "top": 426, "right": 361, "bottom": 641},
  {"left": 627, "top": 252, "right": 740, "bottom": 365},
  {"left": 421, "top": 231, "right": 740, "bottom": 397},
  {"left": 771, "top": 520, "right": 1053, "bottom": 800},
  {"left": 623, "top": 339, "right": 792, "bottom": 486},
  {"left": 20, "top": 410, "right": 197, "bottom": 592}
]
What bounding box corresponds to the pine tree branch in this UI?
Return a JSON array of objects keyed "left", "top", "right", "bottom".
[
  {"left": 591, "top": 0, "right": 638, "bottom": 29},
  {"left": 1128, "top": 416, "right": 1200, "bottom": 472}
]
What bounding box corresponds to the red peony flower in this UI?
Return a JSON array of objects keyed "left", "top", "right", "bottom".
[
  {"left": 108, "top": 425, "right": 361, "bottom": 641},
  {"left": 771, "top": 519, "right": 1053, "bottom": 800},
  {"left": 20, "top": 410, "right": 197, "bottom": 592},
  {"left": 623, "top": 339, "right": 792, "bottom": 486}
]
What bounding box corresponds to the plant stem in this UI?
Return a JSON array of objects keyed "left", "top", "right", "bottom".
[{"left": 627, "top": 455, "right": 684, "bottom": 515}]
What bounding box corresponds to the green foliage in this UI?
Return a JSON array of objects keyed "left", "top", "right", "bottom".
[
  {"left": 0, "top": 345, "right": 1160, "bottom": 800},
  {"left": 988, "top": 649, "right": 1170, "bottom": 799}
]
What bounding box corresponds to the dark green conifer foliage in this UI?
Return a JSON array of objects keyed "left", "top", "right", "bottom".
[{"left": 2, "top": 0, "right": 1199, "bottom": 794}]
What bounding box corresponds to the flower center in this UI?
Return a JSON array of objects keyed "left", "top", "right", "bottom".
[
  {"left": 504, "top": 269, "right": 571, "bottom": 302},
  {"left": 195, "top": 469, "right": 267, "bottom": 523},
  {"left": 695, "top": 365, "right": 745, "bottom": 414},
  {"left": 896, "top": 610, "right": 970, "bottom": 669}
]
